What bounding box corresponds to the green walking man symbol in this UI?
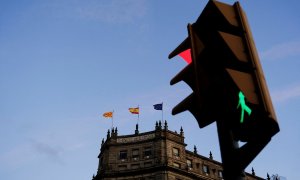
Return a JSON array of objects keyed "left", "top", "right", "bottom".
[{"left": 237, "top": 91, "right": 252, "bottom": 123}]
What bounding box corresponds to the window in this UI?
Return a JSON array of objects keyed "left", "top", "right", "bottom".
[
  {"left": 203, "top": 165, "right": 210, "bottom": 174},
  {"left": 218, "top": 170, "right": 223, "bottom": 178},
  {"left": 144, "top": 147, "right": 152, "bottom": 157},
  {"left": 187, "top": 159, "right": 192, "bottom": 169},
  {"left": 173, "top": 147, "right": 179, "bottom": 157},
  {"left": 98, "top": 157, "right": 103, "bottom": 169},
  {"left": 119, "top": 150, "right": 127, "bottom": 160},
  {"left": 173, "top": 162, "right": 181, "bottom": 168},
  {"left": 132, "top": 149, "right": 139, "bottom": 160}
]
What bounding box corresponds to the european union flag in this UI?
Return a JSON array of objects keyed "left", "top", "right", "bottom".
[{"left": 153, "top": 103, "right": 163, "bottom": 110}]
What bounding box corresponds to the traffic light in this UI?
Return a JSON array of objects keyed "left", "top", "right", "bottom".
[
  {"left": 169, "top": 24, "right": 225, "bottom": 129},
  {"left": 169, "top": 0, "right": 279, "bottom": 142}
]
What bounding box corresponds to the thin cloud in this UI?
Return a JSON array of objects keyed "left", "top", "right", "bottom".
[
  {"left": 30, "top": 139, "right": 64, "bottom": 165},
  {"left": 271, "top": 83, "right": 300, "bottom": 103},
  {"left": 261, "top": 41, "right": 300, "bottom": 61},
  {"left": 76, "top": 0, "right": 147, "bottom": 23}
]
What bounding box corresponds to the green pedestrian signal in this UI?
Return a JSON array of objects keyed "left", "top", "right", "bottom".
[{"left": 237, "top": 91, "right": 252, "bottom": 123}]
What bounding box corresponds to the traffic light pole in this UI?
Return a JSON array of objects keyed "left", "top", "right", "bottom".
[{"left": 216, "top": 117, "right": 245, "bottom": 180}]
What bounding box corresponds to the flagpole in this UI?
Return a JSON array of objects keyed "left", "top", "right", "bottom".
[
  {"left": 162, "top": 102, "right": 164, "bottom": 122},
  {"left": 137, "top": 105, "right": 140, "bottom": 125},
  {"left": 112, "top": 110, "right": 114, "bottom": 129}
]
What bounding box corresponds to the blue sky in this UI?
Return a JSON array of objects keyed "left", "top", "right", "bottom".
[{"left": 0, "top": 0, "right": 299, "bottom": 179}]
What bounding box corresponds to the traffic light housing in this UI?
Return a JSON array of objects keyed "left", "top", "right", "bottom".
[{"left": 169, "top": 0, "right": 279, "bottom": 142}]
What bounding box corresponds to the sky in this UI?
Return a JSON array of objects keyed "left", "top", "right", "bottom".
[{"left": 0, "top": 0, "right": 299, "bottom": 179}]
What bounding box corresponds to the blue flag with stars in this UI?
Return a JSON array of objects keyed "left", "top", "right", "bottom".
[{"left": 153, "top": 103, "right": 163, "bottom": 110}]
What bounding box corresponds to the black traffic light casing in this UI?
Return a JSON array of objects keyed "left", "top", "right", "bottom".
[
  {"left": 169, "top": 26, "right": 221, "bottom": 129},
  {"left": 169, "top": 0, "right": 279, "bottom": 142}
]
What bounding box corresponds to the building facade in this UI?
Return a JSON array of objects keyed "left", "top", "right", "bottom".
[{"left": 92, "top": 121, "right": 265, "bottom": 180}]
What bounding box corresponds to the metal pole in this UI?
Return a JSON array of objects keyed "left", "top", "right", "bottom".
[{"left": 216, "top": 118, "right": 245, "bottom": 180}]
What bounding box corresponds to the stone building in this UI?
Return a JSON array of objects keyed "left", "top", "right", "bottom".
[{"left": 92, "top": 121, "right": 265, "bottom": 180}]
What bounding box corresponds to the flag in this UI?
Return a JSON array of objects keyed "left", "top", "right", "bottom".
[
  {"left": 129, "top": 107, "right": 139, "bottom": 114},
  {"left": 103, "top": 111, "right": 113, "bottom": 118},
  {"left": 179, "top": 48, "right": 192, "bottom": 64},
  {"left": 153, "top": 103, "right": 163, "bottom": 110}
]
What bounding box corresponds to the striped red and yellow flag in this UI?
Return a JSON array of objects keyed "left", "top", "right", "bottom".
[
  {"left": 129, "top": 107, "right": 139, "bottom": 114},
  {"left": 103, "top": 111, "right": 113, "bottom": 118}
]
